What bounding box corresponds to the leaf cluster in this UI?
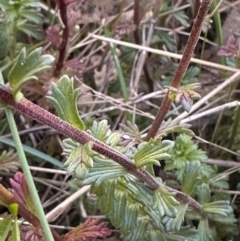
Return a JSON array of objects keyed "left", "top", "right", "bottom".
[
  {"left": 55, "top": 76, "right": 236, "bottom": 241},
  {"left": 0, "top": 0, "right": 43, "bottom": 61}
]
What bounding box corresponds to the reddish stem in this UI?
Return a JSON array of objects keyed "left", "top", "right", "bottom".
[
  {"left": 145, "top": 0, "right": 212, "bottom": 140},
  {"left": 0, "top": 86, "right": 207, "bottom": 217}
]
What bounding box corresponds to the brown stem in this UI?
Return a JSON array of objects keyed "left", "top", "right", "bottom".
[
  {"left": 0, "top": 86, "right": 207, "bottom": 217},
  {"left": 145, "top": 0, "right": 213, "bottom": 140},
  {"left": 53, "top": 0, "right": 69, "bottom": 78},
  {"left": 0, "top": 85, "right": 159, "bottom": 190}
]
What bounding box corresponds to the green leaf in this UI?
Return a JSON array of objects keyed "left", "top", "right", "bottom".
[
  {"left": 83, "top": 156, "right": 127, "bottom": 186},
  {"left": 202, "top": 200, "right": 233, "bottom": 217},
  {"left": 152, "top": 186, "right": 179, "bottom": 217},
  {"left": 18, "top": 9, "right": 42, "bottom": 24},
  {"left": 120, "top": 121, "right": 142, "bottom": 142},
  {"left": 16, "top": 21, "right": 43, "bottom": 39},
  {"left": 8, "top": 47, "right": 54, "bottom": 101},
  {"left": 198, "top": 219, "right": 216, "bottom": 241},
  {"left": 182, "top": 161, "right": 201, "bottom": 195},
  {"left": 162, "top": 203, "right": 188, "bottom": 231},
  {"left": 64, "top": 142, "right": 95, "bottom": 180},
  {"left": 172, "top": 10, "right": 189, "bottom": 27},
  {"left": 197, "top": 184, "right": 211, "bottom": 204},
  {"left": 48, "top": 75, "right": 85, "bottom": 130},
  {"left": 0, "top": 11, "right": 9, "bottom": 60},
  {"left": 0, "top": 217, "right": 12, "bottom": 241},
  {"left": 156, "top": 118, "right": 194, "bottom": 139},
  {"left": 12, "top": 217, "right": 20, "bottom": 241},
  {"left": 165, "top": 134, "right": 207, "bottom": 181},
  {"left": 166, "top": 226, "right": 199, "bottom": 241},
  {"left": 149, "top": 229, "right": 166, "bottom": 241},
  {"left": 89, "top": 120, "right": 110, "bottom": 142},
  {"left": 134, "top": 140, "right": 174, "bottom": 168}
]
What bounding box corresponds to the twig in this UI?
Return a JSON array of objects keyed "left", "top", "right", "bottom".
[
  {"left": 180, "top": 101, "right": 240, "bottom": 124},
  {"left": 145, "top": 0, "right": 213, "bottom": 140},
  {"left": 203, "top": 159, "right": 240, "bottom": 168},
  {"left": 53, "top": 0, "right": 69, "bottom": 77},
  {"left": 46, "top": 185, "right": 90, "bottom": 222},
  {"left": 133, "top": 0, "right": 153, "bottom": 92},
  {"left": 90, "top": 34, "right": 239, "bottom": 73}
]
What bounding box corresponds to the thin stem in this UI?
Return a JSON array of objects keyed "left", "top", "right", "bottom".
[
  {"left": 133, "top": 0, "right": 153, "bottom": 92},
  {"left": 4, "top": 108, "right": 55, "bottom": 241},
  {"left": 0, "top": 73, "right": 55, "bottom": 240},
  {"left": 145, "top": 0, "right": 213, "bottom": 140},
  {"left": 104, "top": 27, "right": 128, "bottom": 101},
  {"left": 211, "top": 0, "right": 225, "bottom": 65},
  {"left": 0, "top": 85, "right": 158, "bottom": 190},
  {"left": 53, "top": 0, "right": 69, "bottom": 77}
]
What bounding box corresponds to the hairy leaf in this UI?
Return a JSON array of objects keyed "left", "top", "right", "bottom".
[
  {"left": 166, "top": 226, "right": 199, "bottom": 241},
  {"left": 182, "top": 161, "right": 201, "bottom": 195},
  {"left": 162, "top": 203, "right": 188, "bottom": 231},
  {"left": 197, "top": 184, "right": 211, "bottom": 204},
  {"left": 48, "top": 75, "right": 85, "bottom": 130},
  {"left": 83, "top": 156, "right": 127, "bottom": 186},
  {"left": 152, "top": 186, "right": 179, "bottom": 217},
  {"left": 134, "top": 139, "right": 173, "bottom": 168},
  {"left": 203, "top": 200, "right": 233, "bottom": 217},
  {"left": 156, "top": 118, "right": 194, "bottom": 139},
  {"left": 198, "top": 219, "right": 216, "bottom": 241},
  {"left": 8, "top": 47, "right": 54, "bottom": 101},
  {"left": 64, "top": 142, "right": 95, "bottom": 180},
  {"left": 120, "top": 121, "right": 142, "bottom": 143},
  {"left": 165, "top": 134, "right": 207, "bottom": 181},
  {"left": 88, "top": 120, "right": 111, "bottom": 142}
]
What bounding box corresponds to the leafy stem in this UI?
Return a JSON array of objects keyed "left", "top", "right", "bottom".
[
  {"left": 0, "top": 85, "right": 205, "bottom": 218},
  {"left": 145, "top": 0, "right": 213, "bottom": 140}
]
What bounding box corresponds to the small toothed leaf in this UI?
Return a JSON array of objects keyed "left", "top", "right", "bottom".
[
  {"left": 83, "top": 156, "right": 127, "bottom": 186},
  {"left": 88, "top": 120, "right": 111, "bottom": 142},
  {"left": 64, "top": 142, "right": 95, "bottom": 180},
  {"left": 134, "top": 139, "right": 174, "bottom": 168},
  {"left": 182, "top": 161, "right": 201, "bottom": 195},
  {"left": 198, "top": 219, "right": 216, "bottom": 241},
  {"left": 152, "top": 186, "right": 179, "bottom": 218},
  {"left": 162, "top": 203, "right": 188, "bottom": 231},
  {"left": 48, "top": 75, "right": 85, "bottom": 130},
  {"left": 202, "top": 200, "right": 233, "bottom": 217},
  {"left": 8, "top": 47, "right": 54, "bottom": 101}
]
